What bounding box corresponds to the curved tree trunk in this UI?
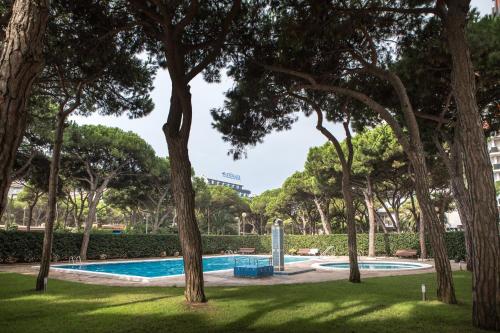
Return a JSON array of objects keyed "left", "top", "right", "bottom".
[
  {"left": 26, "top": 192, "right": 40, "bottom": 232},
  {"left": 376, "top": 194, "right": 399, "bottom": 232},
  {"left": 443, "top": 3, "right": 500, "bottom": 329},
  {"left": 313, "top": 197, "right": 332, "bottom": 234},
  {"left": 80, "top": 193, "right": 97, "bottom": 260},
  {"left": 359, "top": 61, "right": 456, "bottom": 303},
  {"left": 375, "top": 213, "right": 388, "bottom": 234},
  {"left": 164, "top": 90, "right": 205, "bottom": 303},
  {"left": 267, "top": 46, "right": 455, "bottom": 300},
  {"left": 166, "top": 138, "right": 205, "bottom": 302},
  {"left": 0, "top": 0, "right": 49, "bottom": 219},
  {"left": 309, "top": 102, "right": 360, "bottom": 282},
  {"left": 440, "top": 136, "right": 474, "bottom": 271},
  {"left": 299, "top": 213, "right": 307, "bottom": 235},
  {"left": 36, "top": 112, "right": 65, "bottom": 291},
  {"left": 411, "top": 153, "right": 456, "bottom": 304},
  {"left": 364, "top": 176, "right": 376, "bottom": 257},
  {"left": 80, "top": 185, "right": 106, "bottom": 260}
]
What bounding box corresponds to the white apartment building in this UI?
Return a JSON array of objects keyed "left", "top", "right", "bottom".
[{"left": 489, "top": 132, "right": 500, "bottom": 182}]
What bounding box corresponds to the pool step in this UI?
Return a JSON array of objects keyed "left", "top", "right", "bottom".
[{"left": 274, "top": 268, "right": 316, "bottom": 276}]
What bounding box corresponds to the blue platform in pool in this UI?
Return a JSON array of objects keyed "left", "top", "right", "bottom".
[
  {"left": 53, "top": 255, "right": 309, "bottom": 278},
  {"left": 233, "top": 257, "right": 274, "bottom": 278}
]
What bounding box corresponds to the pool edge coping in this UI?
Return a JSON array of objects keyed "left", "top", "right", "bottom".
[
  {"left": 37, "top": 255, "right": 316, "bottom": 282},
  {"left": 312, "top": 260, "right": 433, "bottom": 272}
]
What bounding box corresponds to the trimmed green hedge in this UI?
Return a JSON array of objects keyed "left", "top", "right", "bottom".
[{"left": 0, "top": 230, "right": 465, "bottom": 263}]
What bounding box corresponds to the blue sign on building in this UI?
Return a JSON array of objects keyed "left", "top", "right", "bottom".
[{"left": 222, "top": 172, "right": 241, "bottom": 181}]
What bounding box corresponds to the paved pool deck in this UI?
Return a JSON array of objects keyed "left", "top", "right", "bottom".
[{"left": 0, "top": 256, "right": 464, "bottom": 287}]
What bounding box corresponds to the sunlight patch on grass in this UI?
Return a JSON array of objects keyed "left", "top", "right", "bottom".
[{"left": 0, "top": 271, "right": 483, "bottom": 333}]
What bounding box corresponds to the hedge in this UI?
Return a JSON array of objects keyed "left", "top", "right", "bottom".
[{"left": 0, "top": 230, "right": 466, "bottom": 263}]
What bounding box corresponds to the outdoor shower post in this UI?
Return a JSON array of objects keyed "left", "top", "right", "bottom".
[{"left": 272, "top": 219, "right": 284, "bottom": 271}]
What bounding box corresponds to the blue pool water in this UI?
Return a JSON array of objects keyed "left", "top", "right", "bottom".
[
  {"left": 54, "top": 255, "right": 309, "bottom": 278},
  {"left": 319, "top": 262, "right": 427, "bottom": 270}
]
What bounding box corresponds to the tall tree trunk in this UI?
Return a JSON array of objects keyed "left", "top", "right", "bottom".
[
  {"left": 62, "top": 202, "right": 69, "bottom": 228},
  {"left": 375, "top": 212, "right": 388, "bottom": 234},
  {"left": 310, "top": 102, "right": 360, "bottom": 282},
  {"left": 27, "top": 204, "right": 35, "bottom": 232},
  {"left": 411, "top": 153, "right": 456, "bottom": 304},
  {"left": 443, "top": 2, "right": 500, "bottom": 329},
  {"left": 452, "top": 180, "right": 473, "bottom": 271},
  {"left": 166, "top": 136, "right": 205, "bottom": 302},
  {"left": 393, "top": 207, "right": 401, "bottom": 233},
  {"left": 419, "top": 214, "right": 427, "bottom": 260},
  {"left": 77, "top": 192, "right": 86, "bottom": 229},
  {"left": 342, "top": 171, "right": 361, "bottom": 283},
  {"left": 207, "top": 208, "right": 211, "bottom": 235},
  {"left": 362, "top": 64, "right": 455, "bottom": 302},
  {"left": 313, "top": 197, "right": 332, "bottom": 234},
  {"left": 278, "top": 47, "right": 456, "bottom": 301},
  {"left": 163, "top": 90, "right": 205, "bottom": 303},
  {"left": 376, "top": 193, "right": 399, "bottom": 232},
  {"left": 409, "top": 191, "right": 427, "bottom": 259},
  {"left": 26, "top": 192, "right": 40, "bottom": 232},
  {"left": 80, "top": 189, "right": 101, "bottom": 260},
  {"left": 0, "top": 0, "right": 49, "bottom": 218},
  {"left": 36, "top": 112, "right": 65, "bottom": 291},
  {"left": 436, "top": 135, "right": 474, "bottom": 271},
  {"left": 364, "top": 176, "right": 376, "bottom": 257},
  {"left": 307, "top": 210, "right": 316, "bottom": 235},
  {"left": 299, "top": 213, "right": 307, "bottom": 235}
]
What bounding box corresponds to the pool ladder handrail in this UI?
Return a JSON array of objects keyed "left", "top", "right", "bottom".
[
  {"left": 68, "top": 256, "right": 82, "bottom": 265},
  {"left": 321, "top": 246, "right": 336, "bottom": 257}
]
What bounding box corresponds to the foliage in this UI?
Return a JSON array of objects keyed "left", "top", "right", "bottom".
[
  {"left": 0, "top": 231, "right": 466, "bottom": 264},
  {"left": 62, "top": 124, "right": 156, "bottom": 189},
  {"left": 36, "top": 0, "right": 155, "bottom": 120},
  {"left": 193, "top": 177, "right": 250, "bottom": 235},
  {"left": 105, "top": 156, "right": 173, "bottom": 233}
]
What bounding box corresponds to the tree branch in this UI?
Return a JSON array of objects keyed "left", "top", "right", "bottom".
[
  {"left": 173, "top": 0, "right": 199, "bottom": 37},
  {"left": 185, "top": 0, "right": 241, "bottom": 82}
]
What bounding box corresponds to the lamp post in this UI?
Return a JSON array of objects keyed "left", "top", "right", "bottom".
[
  {"left": 241, "top": 212, "right": 247, "bottom": 235},
  {"left": 235, "top": 216, "right": 240, "bottom": 235}
]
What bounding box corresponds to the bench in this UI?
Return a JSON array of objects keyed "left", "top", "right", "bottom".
[
  {"left": 238, "top": 247, "right": 256, "bottom": 255},
  {"left": 297, "top": 248, "right": 311, "bottom": 256},
  {"left": 297, "top": 248, "right": 320, "bottom": 256},
  {"left": 395, "top": 249, "right": 418, "bottom": 258}
]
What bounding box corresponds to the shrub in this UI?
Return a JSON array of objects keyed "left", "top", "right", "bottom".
[{"left": 0, "top": 230, "right": 466, "bottom": 263}]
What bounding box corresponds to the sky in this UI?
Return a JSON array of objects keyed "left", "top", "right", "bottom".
[{"left": 72, "top": 0, "right": 491, "bottom": 195}]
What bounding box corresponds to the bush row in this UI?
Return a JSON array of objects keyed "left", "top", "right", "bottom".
[{"left": 0, "top": 230, "right": 465, "bottom": 263}]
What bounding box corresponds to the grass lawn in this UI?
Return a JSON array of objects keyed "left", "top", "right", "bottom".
[{"left": 0, "top": 271, "right": 486, "bottom": 333}]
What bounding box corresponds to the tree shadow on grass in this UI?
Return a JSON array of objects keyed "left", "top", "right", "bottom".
[{"left": 0, "top": 271, "right": 484, "bottom": 333}]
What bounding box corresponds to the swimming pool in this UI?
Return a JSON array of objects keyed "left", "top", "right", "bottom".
[
  {"left": 52, "top": 255, "right": 310, "bottom": 279},
  {"left": 313, "top": 261, "right": 432, "bottom": 271}
]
